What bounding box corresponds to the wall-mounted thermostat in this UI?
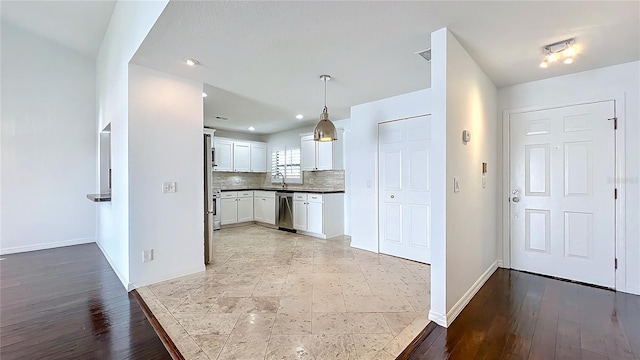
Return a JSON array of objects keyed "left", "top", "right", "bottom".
[{"left": 462, "top": 130, "right": 471, "bottom": 143}]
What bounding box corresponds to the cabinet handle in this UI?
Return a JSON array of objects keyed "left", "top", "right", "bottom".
[{"left": 391, "top": 195, "right": 395, "bottom": 198}]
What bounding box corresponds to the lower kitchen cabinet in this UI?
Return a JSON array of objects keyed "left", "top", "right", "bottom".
[
  {"left": 220, "top": 191, "right": 254, "bottom": 225},
  {"left": 293, "top": 193, "right": 344, "bottom": 239},
  {"left": 237, "top": 197, "right": 254, "bottom": 222},
  {"left": 220, "top": 198, "right": 238, "bottom": 225},
  {"left": 254, "top": 191, "right": 276, "bottom": 225}
]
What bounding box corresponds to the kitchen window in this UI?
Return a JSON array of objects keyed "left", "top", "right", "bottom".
[{"left": 271, "top": 146, "right": 302, "bottom": 184}]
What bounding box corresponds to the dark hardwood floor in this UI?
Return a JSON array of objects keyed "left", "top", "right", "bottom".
[
  {"left": 408, "top": 269, "right": 640, "bottom": 360},
  {"left": 0, "top": 243, "right": 171, "bottom": 360}
]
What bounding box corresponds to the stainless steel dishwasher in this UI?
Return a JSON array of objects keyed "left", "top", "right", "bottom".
[{"left": 276, "top": 192, "right": 295, "bottom": 231}]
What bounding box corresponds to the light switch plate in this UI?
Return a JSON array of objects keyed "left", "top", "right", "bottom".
[
  {"left": 163, "top": 182, "right": 177, "bottom": 193},
  {"left": 482, "top": 176, "right": 487, "bottom": 189},
  {"left": 453, "top": 176, "right": 460, "bottom": 193},
  {"left": 142, "top": 249, "right": 154, "bottom": 262}
]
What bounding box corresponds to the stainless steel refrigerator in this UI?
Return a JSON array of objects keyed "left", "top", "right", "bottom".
[{"left": 204, "top": 133, "right": 214, "bottom": 264}]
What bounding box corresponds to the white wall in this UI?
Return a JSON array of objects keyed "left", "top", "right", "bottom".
[
  {"left": 0, "top": 22, "right": 96, "bottom": 254},
  {"left": 349, "top": 89, "right": 433, "bottom": 251},
  {"left": 128, "top": 65, "right": 204, "bottom": 287},
  {"left": 498, "top": 61, "right": 640, "bottom": 295},
  {"left": 95, "top": 0, "right": 168, "bottom": 289},
  {"left": 430, "top": 29, "right": 499, "bottom": 327}
]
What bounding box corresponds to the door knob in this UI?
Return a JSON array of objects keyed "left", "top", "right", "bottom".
[{"left": 512, "top": 196, "right": 520, "bottom": 203}]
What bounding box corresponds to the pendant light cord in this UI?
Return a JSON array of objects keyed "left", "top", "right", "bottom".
[{"left": 323, "top": 77, "right": 327, "bottom": 108}]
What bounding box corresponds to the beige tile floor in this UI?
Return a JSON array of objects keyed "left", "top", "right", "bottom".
[{"left": 138, "top": 225, "right": 431, "bottom": 360}]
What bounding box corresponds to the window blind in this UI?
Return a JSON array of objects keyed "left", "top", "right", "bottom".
[{"left": 271, "top": 146, "right": 302, "bottom": 184}]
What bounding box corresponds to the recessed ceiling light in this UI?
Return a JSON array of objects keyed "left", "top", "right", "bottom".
[
  {"left": 563, "top": 58, "right": 574, "bottom": 64},
  {"left": 202, "top": 92, "right": 208, "bottom": 98},
  {"left": 184, "top": 58, "right": 199, "bottom": 66},
  {"left": 296, "top": 114, "right": 304, "bottom": 120},
  {"left": 248, "top": 126, "right": 255, "bottom": 131}
]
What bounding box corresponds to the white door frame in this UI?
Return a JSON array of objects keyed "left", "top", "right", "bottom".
[
  {"left": 376, "top": 114, "right": 430, "bottom": 255},
  {"left": 501, "top": 96, "right": 629, "bottom": 293}
]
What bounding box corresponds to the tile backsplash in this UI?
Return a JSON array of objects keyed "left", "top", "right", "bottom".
[
  {"left": 212, "top": 170, "right": 345, "bottom": 192},
  {"left": 212, "top": 172, "right": 264, "bottom": 189}
]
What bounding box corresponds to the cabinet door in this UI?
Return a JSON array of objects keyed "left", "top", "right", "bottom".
[
  {"left": 233, "top": 142, "right": 251, "bottom": 172},
  {"left": 253, "top": 197, "right": 263, "bottom": 222},
  {"left": 316, "top": 141, "right": 333, "bottom": 170},
  {"left": 307, "top": 201, "right": 323, "bottom": 234},
  {"left": 293, "top": 200, "right": 308, "bottom": 231},
  {"left": 250, "top": 143, "right": 267, "bottom": 172},
  {"left": 301, "top": 135, "right": 317, "bottom": 171},
  {"left": 237, "top": 197, "right": 254, "bottom": 222},
  {"left": 214, "top": 139, "right": 233, "bottom": 172},
  {"left": 220, "top": 198, "right": 237, "bottom": 225},
  {"left": 264, "top": 197, "right": 276, "bottom": 225}
]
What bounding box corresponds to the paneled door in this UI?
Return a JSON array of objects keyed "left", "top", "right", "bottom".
[
  {"left": 509, "top": 101, "right": 615, "bottom": 288},
  {"left": 378, "top": 116, "right": 431, "bottom": 263}
]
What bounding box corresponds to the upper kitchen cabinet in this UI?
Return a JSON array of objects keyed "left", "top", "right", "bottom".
[
  {"left": 300, "top": 130, "right": 344, "bottom": 171},
  {"left": 214, "top": 138, "right": 234, "bottom": 171},
  {"left": 213, "top": 136, "right": 267, "bottom": 173},
  {"left": 250, "top": 143, "right": 267, "bottom": 172},
  {"left": 233, "top": 142, "right": 251, "bottom": 172}
]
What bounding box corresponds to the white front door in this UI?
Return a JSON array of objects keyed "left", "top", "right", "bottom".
[
  {"left": 509, "top": 101, "right": 615, "bottom": 288},
  {"left": 378, "top": 116, "right": 431, "bottom": 263}
]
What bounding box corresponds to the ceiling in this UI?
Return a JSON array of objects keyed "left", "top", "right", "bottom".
[
  {"left": 0, "top": 0, "right": 116, "bottom": 57},
  {"left": 132, "top": 1, "right": 639, "bottom": 135},
  {"left": 4, "top": 1, "right": 637, "bottom": 135}
]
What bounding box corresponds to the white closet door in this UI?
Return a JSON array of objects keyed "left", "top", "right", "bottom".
[{"left": 378, "top": 116, "right": 431, "bottom": 263}]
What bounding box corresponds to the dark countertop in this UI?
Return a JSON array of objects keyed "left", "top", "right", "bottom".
[
  {"left": 220, "top": 188, "right": 345, "bottom": 194},
  {"left": 86, "top": 193, "right": 112, "bottom": 202}
]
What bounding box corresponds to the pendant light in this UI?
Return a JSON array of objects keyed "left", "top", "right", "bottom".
[{"left": 314, "top": 75, "right": 337, "bottom": 142}]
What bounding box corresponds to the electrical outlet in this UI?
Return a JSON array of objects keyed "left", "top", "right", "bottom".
[
  {"left": 142, "top": 249, "right": 154, "bottom": 262},
  {"left": 162, "top": 182, "right": 176, "bottom": 193}
]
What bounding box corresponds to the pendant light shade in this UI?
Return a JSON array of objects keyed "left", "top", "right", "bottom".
[{"left": 314, "top": 75, "right": 337, "bottom": 142}]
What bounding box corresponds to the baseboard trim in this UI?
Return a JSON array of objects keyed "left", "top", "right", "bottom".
[
  {"left": 497, "top": 259, "right": 504, "bottom": 267},
  {"left": 428, "top": 310, "right": 447, "bottom": 327},
  {"left": 95, "top": 240, "right": 133, "bottom": 291},
  {"left": 0, "top": 237, "right": 95, "bottom": 255},
  {"left": 131, "top": 289, "right": 184, "bottom": 360},
  {"left": 445, "top": 260, "right": 499, "bottom": 326}
]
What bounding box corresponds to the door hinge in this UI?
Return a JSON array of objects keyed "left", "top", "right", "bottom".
[
  {"left": 614, "top": 188, "right": 618, "bottom": 199},
  {"left": 615, "top": 258, "right": 618, "bottom": 270},
  {"left": 609, "top": 117, "right": 618, "bottom": 130}
]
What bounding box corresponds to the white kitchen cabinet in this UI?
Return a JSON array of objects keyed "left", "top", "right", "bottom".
[
  {"left": 250, "top": 143, "right": 267, "bottom": 172},
  {"left": 220, "top": 197, "right": 238, "bottom": 225},
  {"left": 301, "top": 136, "right": 317, "bottom": 171},
  {"left": 237, "top": 196, "right": 254, "bottom": 222},
  {"left": 214, "top": 138, "right": 234, "bottom": 172},
  {"left": 254, "top": 191, "right": 276, "bottom": 225},
  {"left": 221, "top": 191, "right": 253, "bottom": 225},
  {"left": 213, "top": 137, "right": 267, "bottom": 173},
  {"left": 293, "top": 192, "right": 344, "bottom": 239},
  {"left": 293, "top": 198, "right": 308, "bottom": 231},
  {"left": 300, "top": 131, "right": 344, "bottom": 171},
  {"left": 233, "top": 142, "right": 251, "bottom": 172},
  {"left": 307, "top": 196, "right": 324, "bottom": 234}
]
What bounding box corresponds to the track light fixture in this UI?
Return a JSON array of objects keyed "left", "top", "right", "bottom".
[{"left": 539, "top": 39, "right": 578, "bottom": 68}]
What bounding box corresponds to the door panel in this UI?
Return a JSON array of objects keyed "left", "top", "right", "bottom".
[
  {"left": 378, "top": 116, "right": 431, "bottom": 263},
  {"left": 510, "top": 101, "right": 615, "bottom": 288}
]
